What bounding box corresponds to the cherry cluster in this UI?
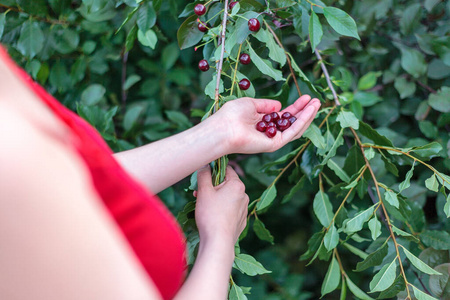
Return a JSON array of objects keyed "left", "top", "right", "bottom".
[
  {"left": 195, "top": 1, "right": 260, "bottom": 91},
  {"left": 256, "top": 112, "right": 297, "bottom": 138}
]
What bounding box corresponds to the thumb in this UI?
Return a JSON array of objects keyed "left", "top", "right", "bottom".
[{"left": 196, "top": 165, "right": 213, "bottom": 191}]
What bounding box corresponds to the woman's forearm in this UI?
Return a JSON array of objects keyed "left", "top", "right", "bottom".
[{"left": 114, "top": 115, "right": 230, "bottom": 194}]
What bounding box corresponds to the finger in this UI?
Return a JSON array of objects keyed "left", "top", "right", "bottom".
[
  {"left": 196, "top": 165, "right": 213, "bottom": 191},
  {"left": 280, "top": 94, "right": 312, "bottom": 115},
  {"left": 281, "top": 100, "right": 320, "bottom": 141},
  {"left": 224, "top": 165, "right": 240, "bottom": 181},
  {"left": 251, "top": 98, "right": 282, "bottom": 114}
]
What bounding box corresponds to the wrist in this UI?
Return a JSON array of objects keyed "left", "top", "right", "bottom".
[
  {"left": 199, "top": 113, "right": 234, "bottom": 156},
  {"left": 198, "top": 234, "right": 236, "bottom": 263}
]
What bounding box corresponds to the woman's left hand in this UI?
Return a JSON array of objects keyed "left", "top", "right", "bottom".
[{"left": 211, "top": 94, "right": 321, "bottom": 154}]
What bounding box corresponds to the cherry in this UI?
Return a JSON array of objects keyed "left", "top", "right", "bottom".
[
  {"left": 276, "top": 118, "right": 290, "bottom": 131},
  {"left": 194, "top": 4, "right": 206, "bottom": 16},
  {"left": 265, "top": 126, "right": 277, "bottom": 138},
  {"left": 198, "top": 22, "right": 208, "bottom": 32},
  {"left": 262, "top": 114, "right": 272, "bottom": 123},
  {"left": 270, "top": 112, "right": 280, "bottom": 122},
  {"left": 239, "top": 53, "right": 251, "bottom": 65},
  {"left": 256, "top": 121, "right": 267, "bottom": 132},
  {"left": 281, "top": 112, "right": 292, "bottom": 119},
  {"left": 238, "top": 78, "right": 251, "bottom": 90},
  {"left": 288, "top": 116, "right": 297, "bottom": 124},
  {"left": 229, "top": 1, "right": 238, "bottom": 10},
  {"left": 198, "top": 59, "right": 210, "bottom": 71},
  {"left": 248, "top": 18, "right": 261, "bottom": 32},
  {"left": 267, "top": 121, "right": 276, "bottom": 128}
]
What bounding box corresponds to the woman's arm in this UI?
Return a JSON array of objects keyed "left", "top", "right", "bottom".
[{"left": 115, "top": 95, "right": 321, "bottom": 194}]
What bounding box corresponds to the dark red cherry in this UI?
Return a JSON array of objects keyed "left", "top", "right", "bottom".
[
  {"left": 239, "top": 53, "right": 251, "bottom": 65},
  {"left": 229, "top": 1, "right": 238, "bottom": 10},
  {"left": 288, "top": 116, "right": 297, "bottom": 124},
  {"left": 270, "top": 112, "right": 280, "bottom": 122},
  {"left": 198, "top": 22, "right": 208, "bottom": 32},
  {"left": 194, "top": 4, "right": 206, "bottom": 16},
  {"left": 281, "top": 112, "right": 292, "bottom": 119},
  {"left": 265, "top": 126, "right": 277, "bottom": 138},
  {"left": 267, "top": 121, "right": 276, "bottom": 128},
  {"left": 276, "top": 118, "right": 290, "bottom": 131},
  {"left": 256, "top": 121, "right": 267, "bottom": 132},
  {"left": 262, "top": 114, "right": 272, "bottom": 123},
  {"left": 198, "top": 59, "right": 210, "bottom": 71},
  {"left": 248, "top": 18, "right": 261, "bottom": 32},
  {"left": 238, "top": 78, "right": 251, "bottom": 90}
]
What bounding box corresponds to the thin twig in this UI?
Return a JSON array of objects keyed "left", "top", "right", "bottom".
[
  {"left": 314, "top": 49, "right": 340, "bottom": 106},
  {"left": 121, "top": 49, "right": 129, "bottom": 106},
  {"left": 264, "top": 20, "right": 302, "bottom": 97},
  {"left": 213, "top": 2, "right": 229, "bottom": 112},
  {"left": 0, "top": 3, "right": 72, "bottom": 26}
]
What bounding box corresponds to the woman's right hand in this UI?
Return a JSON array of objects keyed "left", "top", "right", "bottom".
[{"left": 195, "top": 165, "right": 249, "bottom": 246}]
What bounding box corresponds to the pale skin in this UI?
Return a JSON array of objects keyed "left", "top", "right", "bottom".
[{"left": 0, "top": 55, "right": 321, "bottom": 299}]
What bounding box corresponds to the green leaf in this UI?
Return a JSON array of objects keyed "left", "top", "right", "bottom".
[
  {"left": 411, "top": 142, "right": 443, "bottom": 158},
  {"left": 369, "top": 258, "right": 397, "bottom": 293},
  {"left": 368, "top": 217, "right": 381, "bottom": 240},
  {"left": 256, "top": 184, "right": 277, "bottom": 211},
  {"left": 355, "top": 242, "right": 388, "bottom": 272},
  {"left": 324, "top": 224, "right": 339, "bottom": 251},
  {"left": 229, "top": 283, "right": 248, "bottom": 300},
  {"left": 321, "top": 256, "right": 341, "bottom": 297},
  {"left": 401, "top": 246, "right": 443, "bottom": 276},
  {"left": 428, "top": 263, "right": 450, "bottom": 298},
  {"left": 346, "top": 277, "right": 374, "bottom": 300},
  {"left": 123, "top": 74, "right": 142, "bottom": 91},
  {"left": 313, "top": 190, "right": 333, "bottom": 227},
  {"left": 342, "top": 242, "right": 369, "bottom": 260},
  {"left": 445, "top": 194, "right": 450, "bottom": 218},
  {"left": 384, "top": 190, "right": 399, "bottom": 209},
  {"left": 177, "top": 14, "right": 205, "bottom": 50},
  {"left": 137, "top": 1, "right": 156, "bottom": 31},
  {"left": 398, "top": 46, "right": 427, "bottom": 78},
  {"left": 327, "top": 159, "right": 350, "bottom": 183},
  {"left": 398, "top": 163, "right": 415, "bottom": 193},
  {"left": 0, "top": 13, "right": 5, "bottom": 40},
  {"left": 399, "top": 3, "right": 421, "bottom": 36},
  {"left": 428, "top": 87, "right": 450, "bottom": 113},
  {"left": 364, "top": 147, "right": 376, "bottom": 161},
  {"left": 123, "top": 105, "right": 145, "bottom": 132},
  {"left": 336, "top": 110, "right": 360, "bottom": 130},
  {"left": 412, "top": 285, "right": 440, "bottom": 300},
  {"left": 343, "top": 204, "right": 377, "bottom": 234},
  {"left": 300, "top": 231, "right": 325, "bottom": 261},
  {"left": 421, "top": 230, "right": 450, "bottom": 250},
  {"left": 323, "top": 7, "right": 360, "bottom": 40},
  {"left": 137, "top": 29, "right": 157, "bottom": 49},
  {"left": 394, "top": 77, "right": 416, "bottom": 99},
  {"left": 358, "top": 122, "right": 393, "bottom": 147},
  {"left": 309, "top": 10, "right": 323, "bottom": 52},
  {"left": 390, "top": 224, "right": 420, "bottom": 243},
  {"left": 17, "top": 20, "right": 45, "bottom": 59},
  {"left": 354, "top": 91, "right": 382, "bottom": 107},
  {"left": 234, "top": 253, "right": 271, "bottom": 276},
  {"left": 253, "top": 218, "right": 274, "bottom": 244},
  {"left": 303, "top": 124, "right": 326, "bottom": 149},
  {"left": 358, "top": 71, "right": 381, "bottom": 91},
  {"left": 377, "top": 275, "right": 406, "bottom": 299},
  {"left": 81, "top": 84, "right": 106, "bottom": 106},
  {"left": 425, "top": 174, "right": 439, "bottom": 192},
  {"left": 247, "top": 43, "right": 285, "bottom": 82}
]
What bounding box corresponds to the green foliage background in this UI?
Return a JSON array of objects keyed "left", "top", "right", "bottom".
[{"left": 1, "top": 0, "right": 449, "bottom": 299}]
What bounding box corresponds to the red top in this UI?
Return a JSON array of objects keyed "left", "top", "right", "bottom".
[{"left": 0, "top": 46, "right": 187, "bottom": 300}]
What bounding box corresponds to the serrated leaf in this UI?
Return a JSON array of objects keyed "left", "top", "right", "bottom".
[
  {"left": 355, "top": 242, "right": 388, "bottom": 272},
  {"left": 401, "top": 247, "right": 443, "bottom": 275},
  {"left": 346, "top": 277, "right": 374, "bottom": 300},
  {"left": 313, "top": 190, "right": 333, "bottom": 227},
  {"left": 256, "top": 184, "right": 277, "bottom": 211},
  {"left": 234, "top": 253, "right": 271, "bottom": 276},
  {"left": 253, "top": 218, "right": 274, "bottom": 244},
  {"left": 324, "top": 224, "right": 339, "bottom": 251},
  {"left": 321, "top": 256, "right": 341, "bottom": 297},
  {"left": 369, "top": 258, "right": 397, "bottom": 293},
  {"left": 425, "top": 174, "right": 439, "bottom": 192},
  {"left": 412, "top": 285, "right": 440, "bottom": 300},
  {"left": 323, "top": 7, "right": 360, "bottom": 40},
  {"left": 384, "top": 190, "right": 399, "bottom": 208},
  {"left": 398, "top": 163, "right": 415, "bottom": 193},
  {"left": 336, "top": 110, "right": 360, "bottom": 130},
  {"left": 343, "top": 204, "right": 377, "bottom": 234},
  {"left": 368, "top": 217, "right": 381, "bottom": 240},
  {"left": 309, "top": 10, "right": 323, "bottom": 52},
  {"left": 247, "top": 43, "right": 285, "bottom": 82}
]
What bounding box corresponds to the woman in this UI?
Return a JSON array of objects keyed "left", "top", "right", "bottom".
[{"left": 0, "top": 45, "right": 321, "bottom": 299}]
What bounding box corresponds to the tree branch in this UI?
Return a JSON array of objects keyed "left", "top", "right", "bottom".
[{"left": 314, "top": 49, "right": 340, "bottom": 106}]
